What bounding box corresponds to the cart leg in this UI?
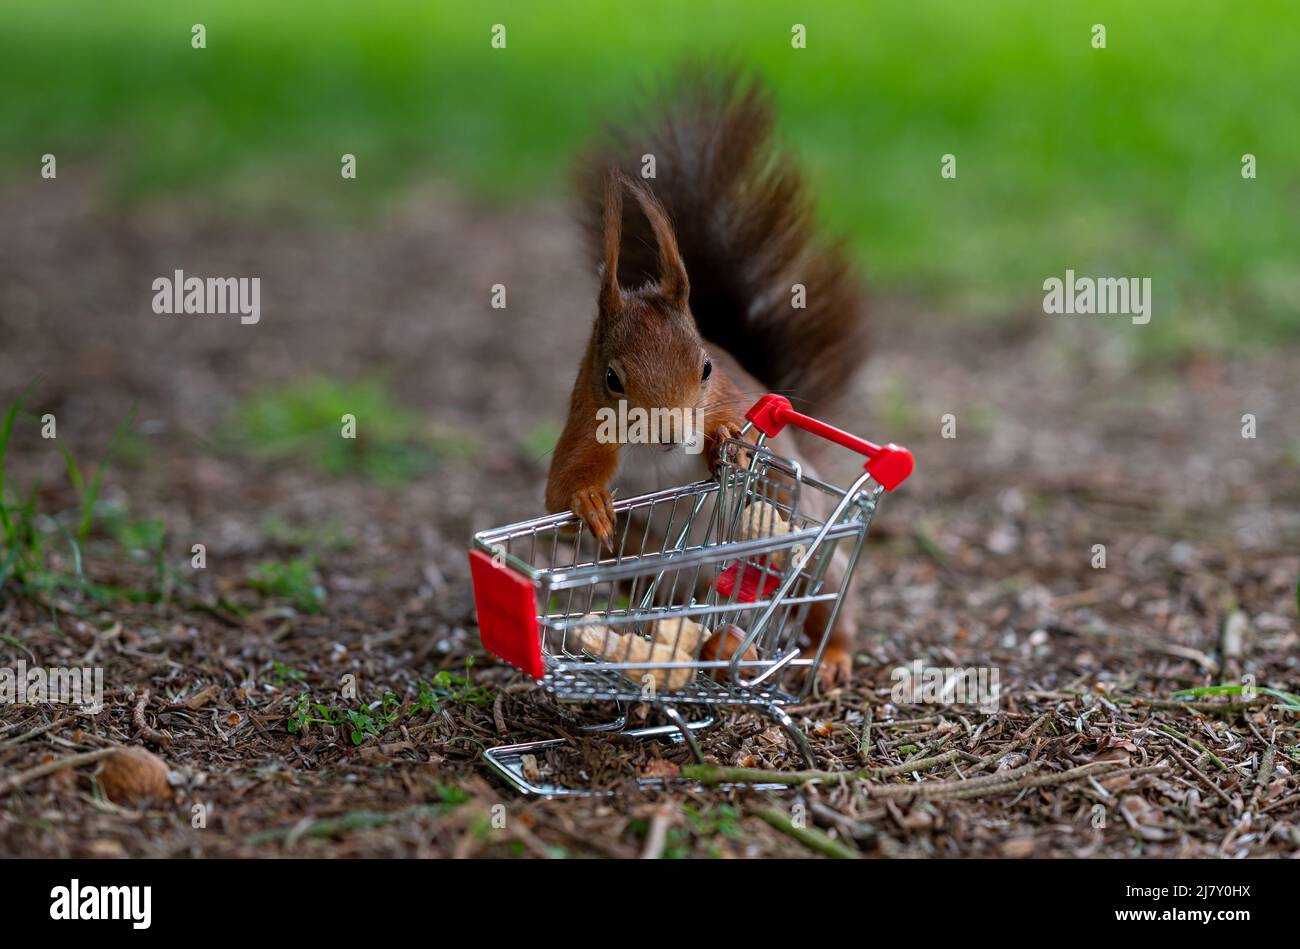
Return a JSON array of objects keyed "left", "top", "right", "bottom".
[
  {"left": 766, "top": 703, "right": 816, "bottom": 769},
  {"left": 577, "top": 707, "right": 628, "bottom": 734},
  {"left": 663, "top": 705, "right": 706, "bottom": 765},
  {"left": 622, "top": 714, "right": 715, "bottom": 739}
]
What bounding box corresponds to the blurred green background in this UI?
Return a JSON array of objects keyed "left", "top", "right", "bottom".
[{"left": 2, "top": 0, "right": 1297, "bottom": 355}]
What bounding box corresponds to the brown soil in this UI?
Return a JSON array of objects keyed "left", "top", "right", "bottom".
[{"left": 1, "top": 182, "right": 1297, "bottom": 858}]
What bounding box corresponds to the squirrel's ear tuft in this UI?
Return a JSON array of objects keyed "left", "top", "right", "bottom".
[
  {"left": 619, "top": 172, "right": 689, "bottom": 312},
  {"left": 598, "top": 170, "right": 623, "bottom": 318}
]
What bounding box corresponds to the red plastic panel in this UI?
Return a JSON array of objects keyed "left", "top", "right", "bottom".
[
  {"left": 467, "top": 549, "right": 544, "bottom": 679},
  {"left": 713, "top": 557, "right": 782, "bottom": 603}
]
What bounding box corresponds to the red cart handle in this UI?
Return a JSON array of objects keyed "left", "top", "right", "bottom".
[{"left": 744, "top": 394, "right": 914, "bottom": 491}]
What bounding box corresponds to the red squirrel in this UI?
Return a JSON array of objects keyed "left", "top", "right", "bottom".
[{"left": 545, "top": 70, "right": 870, "bottom": 687}]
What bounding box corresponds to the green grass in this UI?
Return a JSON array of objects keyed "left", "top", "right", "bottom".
[
  {"left": 248, "top": 557, "right": 327, "bottom": 614},
  {"left": 286, "top": 690, "right": 403, "bottom": 746},
  {"left": 284, "top": 660, "right": 492, "bottom": 745},
  {"left": 225, "top": 376, "right": 473, "bottom": 484},
  {"left": 520, "top": 421, "right": 563, "bottom": 465},
  {"left": 0, "top": 390, "right": 178, "bottom": 605},
  {"left": 628, "top": 803, "right": 744, "bottom": 858},
  {"left": 1173, "top": 684, "right": 1300, "bottom": 713},
  {"left": 1, "top": 389, "right": 251, "bottom": 613},
  {"left": 260, "top": 513, "right": 353, "bottom": 554},
  {"left": 0, "top": 381, "right": 432, "bottom": 614},
  {"left": 0, "top": 388, "right": 31, "bottom": 582},
  {"left": 412, "top": 663, "right": 494, "bottom": 714},
  {"left": 59, "top": 407, "right": 138, "bottom": 548},
  {"left": 267, "top": 661, "right": 308, "bottom": 688},
  {"left": 244, "top": 787, "right": 469, "bottom": 844},
  {"left": 1, "top": 0, "right": 1297, "bottom": 353},
  {"left": 683, "top": 803, "right": 744, "bottom": 841}
]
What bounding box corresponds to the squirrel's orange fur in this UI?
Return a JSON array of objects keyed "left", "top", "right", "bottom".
[{"left": 546, "top": 70, "right": 870, "bottom": 687}]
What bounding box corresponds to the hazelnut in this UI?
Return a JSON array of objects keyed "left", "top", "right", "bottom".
[{"left": 98, "top": 747, "right": 173, "bottom": 805}]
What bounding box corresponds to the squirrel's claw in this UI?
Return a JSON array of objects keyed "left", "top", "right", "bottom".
[
  {"left": 570, "top": 486, "right": 617, "bottom": 551},
  {"left": 707, "top": 421, "right": 751, "bottom": 476}
]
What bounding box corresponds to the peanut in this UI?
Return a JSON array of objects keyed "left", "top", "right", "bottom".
[
  {"left": 649, "top": 616, "right": 710, "bottom": 656},
  {"left": 573, "top": 622, "right": 696, "bottom": 691},
  {"left": 737, "top": 500, "right": 805, "bottom": 569}
]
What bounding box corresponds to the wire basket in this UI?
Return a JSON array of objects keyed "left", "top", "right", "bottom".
[{"left": 468, "top": 394, "right": 913, "bottom": 792}]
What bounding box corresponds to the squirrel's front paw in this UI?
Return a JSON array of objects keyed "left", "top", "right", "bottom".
[
  {"left": 807, "top": 642, "right": 853, "bottom": 692},
  {"left": 569, "top": 486, "right": 617, "bottom": 551},
  {"left": 706, "top": 421, "right": 752, "bottom": 476}
]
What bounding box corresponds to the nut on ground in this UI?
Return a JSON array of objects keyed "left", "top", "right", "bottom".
[{"left": 97, "top": 747, "right": 173, "bottom": 804}]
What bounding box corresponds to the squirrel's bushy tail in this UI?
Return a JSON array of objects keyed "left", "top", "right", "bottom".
[{"left": 574, "top": 67, "right": 868, "bottom": 413}]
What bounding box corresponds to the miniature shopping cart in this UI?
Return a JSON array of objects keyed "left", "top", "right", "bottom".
[{"left": 468, "top": 394, "right": 914, "bottom": 795}]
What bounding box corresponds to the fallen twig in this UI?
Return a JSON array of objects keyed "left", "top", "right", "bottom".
[
  {"left": 0, "top": 714, "right": 73, "bottom": 751},
  {"left": 1165, "top": 747, "right": 1234, "bottom": 807},
  {"left": 0, "top": 747, "right": 117, "bottom": 796},
  {"left": 874, "top": 748, "right": 963, "bottom": 776},
  {"left": 1251, "top": 744, "right": 1276, "bottom": 813},
  {"left": 247, "top": 805, "right": 446, "bottom": 845},
  {"left": 641, "top": 804, "right": 675, "bottom": 859},
  {"left": 682, "top": 749, "right": 962, "bottom": 788},
  {"left": 1261, "top": 792, "right": 1300, "bottom": 815},
  {"left": 1157, "top": 724, "right": 1226, "bottom": 771},
  {"left": 755, "top": 805, "right": 859, "bottom": 859},
  {"left": 180, "top": 685, "right": 220, "bottom": 710},
  {"left": 133, "top": 690, "right": 171, "bottom": 748},
  {"left": 865, "top": 761, "right": 1040, "bottom": 799},
  {"left": 1015, "top": 712, "right": 1053, "bottom": 744},
  {"left": 1119, "top": 695, "right": 1269, "bottom": 715},
  {"left": 873, "top": 761, "right": 1162, "bottom": 803}
]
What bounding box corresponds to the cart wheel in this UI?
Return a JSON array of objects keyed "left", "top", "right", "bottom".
[
  {"left": 663, "top": 706, "right": 706, "bottom": 765},
  {"left": 765, "top": 703, "right": 816, "bottom": 769}
]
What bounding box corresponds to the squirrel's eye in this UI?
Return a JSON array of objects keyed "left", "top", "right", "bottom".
[
  {"left": 701, "top": 358, "right": 713, "bottom": 382},
  {"left": 605, "top": 367, "right": 624, "bottom": 394}
]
